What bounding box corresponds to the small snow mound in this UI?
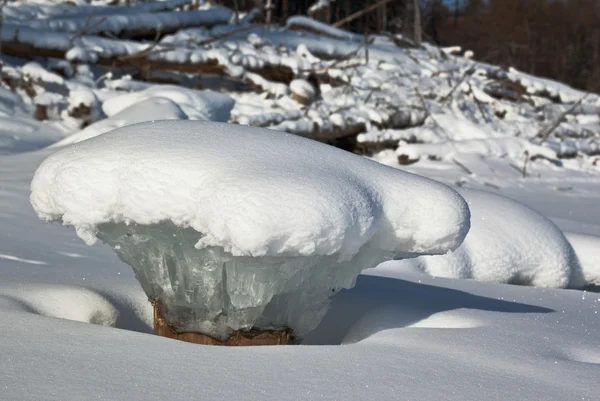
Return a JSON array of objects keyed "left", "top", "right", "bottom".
[
  {"left": 561, "top": 348, "right": 600, "bottom": 365},
  {"left": 53, "top": 97, "right": 188, "bottom": 147},
  {"left": 32, "top": 121, "right": 469, "bottom": 259},
  {"left": 3, "top": 286, "right": 118, "bottom": 327},
  {"left": 290, "top": 79, "right": 316, "bottom": 104},
  {"left": 68, "top": 89, "right": 98, "bottom": 108},
  {"left": 408, "top": 312, "right": 482, "bottom": 329},
  {"left": 20, "top": 62, "right": 64, "bottom": 85},
  {"left": 34, "top": 92, "right": 63, "bottom": 106},
  {"left": 396, "top": 189, "right": 584, "bottom": 289},
  {"left": 101, "top": 85, "right": 234, "bottom": 122}
]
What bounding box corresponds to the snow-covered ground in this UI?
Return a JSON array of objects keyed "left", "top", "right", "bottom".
[{"left": 0, "top": 1, "right": 599, "bottom": 400}]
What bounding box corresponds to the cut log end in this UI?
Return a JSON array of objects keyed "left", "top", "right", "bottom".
[{"left": 152, "top": 301, "right": 294, "bottom": 346}]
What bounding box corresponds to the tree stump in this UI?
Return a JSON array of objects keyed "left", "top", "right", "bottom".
[{"left": 152, "top": 301, "right": 294, "bottom": 346}]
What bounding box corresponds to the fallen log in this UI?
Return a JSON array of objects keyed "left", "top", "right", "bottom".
[
  {"left": 3, "top": 0, "right": 191, "bottom": 21},
  {"left": 0, "top": 24, "right": 294, "bottom": 83},
  {"left": 24, "top": 8, "right": 233, "bottom": 41}
]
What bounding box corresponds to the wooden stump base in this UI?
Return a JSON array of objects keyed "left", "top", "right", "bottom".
[{"left": 152, "top": 302, "right": 294, "bottom": 346}]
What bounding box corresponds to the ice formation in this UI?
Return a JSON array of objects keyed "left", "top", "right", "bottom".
[
  {"left": 396, "top": 189, "right": 585, "bottom": 289},
  {"left": 30, "top": 121, "right": 470, "bottom": 339}
]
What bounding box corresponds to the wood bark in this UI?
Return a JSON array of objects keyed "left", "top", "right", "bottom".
[
  {"left": 152, "top": 302, "right": 294, "bottom": 346},
  {"left": 413, "top": 0, "right": 421, "bottom": 46}
]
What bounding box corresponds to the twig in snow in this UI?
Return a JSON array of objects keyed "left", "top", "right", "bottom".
[
  {"left": 440, "top": 66, "right": 475, "bottom": 105},
  {"left": 522, "top": 150, "right": 529, "bottom": 178},
  {"left": 364, "top": 29, "right": 369, "bottom": 64},
  {"left": 509, "top": 162, "right": 528, "bottom": 177},
  {"left": 69, "top": 13, "right": 108, "bottom": 46},
  {"left": 536, "top": 93, "right": 590, "bottom": 143},
  {"left": 452, "top": 158, "right": 473, "bottom": 175},
  {"left": 431, "top": 68, "right": 461, "bottom": 77},
  {"left": 484, "top": 182, "right": 501, "bottom": 190},
  {"left": 118, "top": 28, "right": 164, "bottom": 62},
  {"left": 192, "top": 24, "right": 259, "bottom": 46},
  {"left": 469, "top": 83, "right": 491, "bottom": 123},
  {"left": 415, "top": 87, "right": 450, "bottom": 139}
]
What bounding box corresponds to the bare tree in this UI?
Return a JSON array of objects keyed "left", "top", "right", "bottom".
[{"left": 414, "top": 0, "right": 422, "bottom": 45}]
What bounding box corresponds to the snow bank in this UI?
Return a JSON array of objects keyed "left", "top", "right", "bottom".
[
  {"left": 0, "top": 87, "right": 65, "bottom": 155},
  {"left": 565, "top": 232, "right": 600, "bottom": 286},
  {"left": 397, "top": 137, "right": 557, "bottom": 162},
  {"left": 31, "top": 121, "right": 470, "bottom": 339},
  {"left": 53, "top": 97, "right": 188, "bottom": 147},
  {"left": 395, "top": 189, "right": 584, "bottom": 289},
  {"left": 101, "top": 85, "right": 234, "bottom": 122}
]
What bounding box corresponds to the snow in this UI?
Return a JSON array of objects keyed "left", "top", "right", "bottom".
[
  {"left": 30, "top": 120, "right": 469, "bottom": 339},
  {"left": 32, "top": 121, "right": 469, "bottom": 258},
  {"left": 388, "top": 189, "right": 584, "bottom": 288},
  {"left": 53, "top": 97, "right": 187, "bottom": 147},
  {"left": 0, "top": 87, "right": 66, "bottom": 154},
  {"left": 290, "top": 79, "right": 316, "bottom": 103},
  {"left": 565, "top": 232, "right": 600, "bottom": 286},
  {"left": 286, "top": 16, "right": 361, "bottom": 41},
  {"left": 0, "top": 3, "right": 599, "bottom": 399},
  {"left": 397, "top": 137, "right": 557, "bottom": 163},
  {"left": 101, "top": 85, "right": 234, "bottom": 122},
  {"left": 25, "top": 8, "right": 233, "bottom": 37},
  {"left": 3, "top": 0, "right": 190, "bottom": 21},
  {"left": 20, "top": 62, "right": 65, "bottom": 85}
]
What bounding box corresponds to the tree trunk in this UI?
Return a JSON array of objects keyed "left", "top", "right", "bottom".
[
  {"left": 152, "top": 302, "right": 294, "bottom": 346},
  {"left": 413, "top": 0, "right": 421, "bottom": 46},
  {"left": 265, "top": 0, "right": 273, "bottom": 24}
]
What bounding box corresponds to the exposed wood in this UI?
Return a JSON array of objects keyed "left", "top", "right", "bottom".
[
  {"left": 333, "top": 0, "right": 393, "bottom": 28},
  {"left": 152, "top": 301, "right": 294, "bottom": 346},
  {"left": 0, "top": 35, "right": 294, "bottom": 84}
]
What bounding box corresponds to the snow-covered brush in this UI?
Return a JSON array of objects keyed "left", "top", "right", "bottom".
[{"left": 30, "top": 121, "right": 470, "bottom": 346}]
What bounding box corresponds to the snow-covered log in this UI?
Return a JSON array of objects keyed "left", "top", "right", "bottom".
[
  {"left": 3, "top": 0, "right": 191, "bottom": 21},
  {"left": 30, "top": 121, "right": 470, "bottom": 345},
  {"left": 23, "top": 8, "right": 233, "bottom": 40},
  {"left": 0, "top": 24, "right": 295, "bottom": 84}
]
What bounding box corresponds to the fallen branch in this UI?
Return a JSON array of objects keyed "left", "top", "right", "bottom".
[
  {"left": 440, "top": 66, "right": 475, "bottom": 105},
  {"left": 333, "top": 0, "right": 393, "bottom": 28},
  {"left": 536, "top": 93, "right": 589, "bottom": 143},
  {"left": 192, "top": 24, "right": 260, "bottom": 46},
  {"left": 452, "top": 158, "right": 473, "bottom": 175}
]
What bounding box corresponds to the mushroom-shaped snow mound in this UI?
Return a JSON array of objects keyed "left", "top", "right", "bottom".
[
  {"left": 399, "top": 189, "right": 584, "bottom": 289},
  {"left": 31, "top": 121, "right": 470, "bottom": 341}
]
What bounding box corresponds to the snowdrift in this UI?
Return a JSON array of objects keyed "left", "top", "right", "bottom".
[{"left": 390, "top": 189, "right": 585, "bottom": 289}]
